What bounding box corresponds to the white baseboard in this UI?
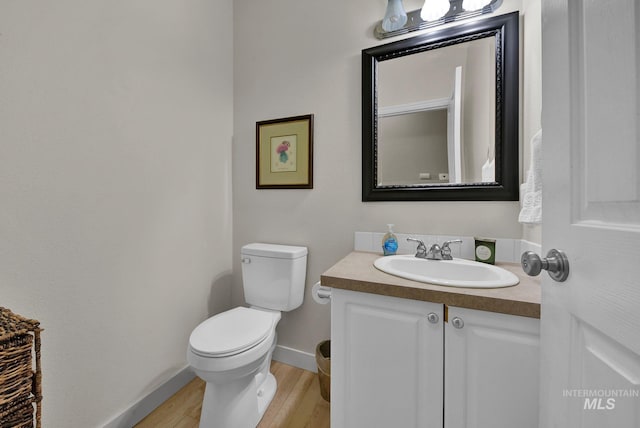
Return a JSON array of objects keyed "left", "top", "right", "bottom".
[
  {"left": 272, "top": 345, "right": 317, "bottom": 373},
  {"left": 101, "top": 365, "right": 195, "bottom": 428}
]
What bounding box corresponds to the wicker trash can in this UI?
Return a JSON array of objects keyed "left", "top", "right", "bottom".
[{"left": 315, "top": 340, "right": 330, "bottom": 402}]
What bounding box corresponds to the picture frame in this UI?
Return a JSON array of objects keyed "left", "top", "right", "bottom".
[{"left": 256, "top": 114, "right": 314, "bottom": 189}]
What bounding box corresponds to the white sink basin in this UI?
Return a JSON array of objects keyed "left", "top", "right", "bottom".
[{"left": 374, "top": 255, "right": 519, "bottom": 288}]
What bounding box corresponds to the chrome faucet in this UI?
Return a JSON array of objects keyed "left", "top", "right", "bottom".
[
  {"left": 408, "top": 238, "right": 462, "bottom": 260},
  {"left": 406, "top": 238, "right": 427, "bottom": 258},
  {"left": 440, "top": 239, "right": 463, "bottom": 260},
  {"left": 426, "top": 243, "right": 443, "bottom": 260}
]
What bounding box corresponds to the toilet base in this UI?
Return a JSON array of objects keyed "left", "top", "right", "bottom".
[
  {"left": 197, "top": 345, "right": 277, "bottom": 428},
  {"left": 198, "top": 370, "right": 276, "bottom": 428},
  {"left": 256, "top": 372, "right": 277, "bottom": 417}
]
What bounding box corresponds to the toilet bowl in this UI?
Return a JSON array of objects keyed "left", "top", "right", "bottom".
[
  {"left": 188, "top": 307, "right": 281, "bottom": 427},
  {"left": 187, "top": 243, "right": 307, "bottom": 428}
]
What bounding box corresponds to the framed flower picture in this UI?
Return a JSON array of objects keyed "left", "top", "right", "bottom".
[{"left": 256, "top": 114, "right": 314, "bottom": 189}]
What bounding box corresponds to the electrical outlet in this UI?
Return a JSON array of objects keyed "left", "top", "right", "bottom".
[{"left": 419, "top": 172, "right": 431, "bottom": 180}]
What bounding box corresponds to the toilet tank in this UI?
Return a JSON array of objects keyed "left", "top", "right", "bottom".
[{"left": 241, "top": 243, "right": 308, "bottom": 311}]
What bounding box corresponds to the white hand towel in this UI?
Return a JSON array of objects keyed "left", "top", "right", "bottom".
[
  {"left": 518, "top": 130, "right": 542, "bottom": 224},
  {"left": 481, "top": 157, "right": 495, "bottom": 182}
]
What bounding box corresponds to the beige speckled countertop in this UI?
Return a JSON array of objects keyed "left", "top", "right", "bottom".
[{"left": 320, "top": 251, "right": 541, "bottom": 318}]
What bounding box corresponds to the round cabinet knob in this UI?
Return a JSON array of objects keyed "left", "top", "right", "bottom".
[
  {"left": 427, "top": 312, "right": 439, "bottom": 324},
  {"left": 521, "top": 249, "right": 569, "bottom": 282},
  {"left": 241, "top": 257, "right": 251, "bottom": 264},
  {"left": 451, "top": 317, "right": 464, "bottom": 329}
]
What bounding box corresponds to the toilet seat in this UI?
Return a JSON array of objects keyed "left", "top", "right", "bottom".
[{"left": 189, "top": 307, "right": 277, "bottom": 358}]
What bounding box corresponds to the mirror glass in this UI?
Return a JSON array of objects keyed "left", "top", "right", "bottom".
[
  {"left": 362, "top": 12, "right": 519, "bottom": 201},
  {"left": 377, "top": 37, "right": 495, "bottom": 186}
]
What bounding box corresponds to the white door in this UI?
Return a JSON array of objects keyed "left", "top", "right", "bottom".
[{"left": 541, "top": 1, "right": 640, "bottom": 427}]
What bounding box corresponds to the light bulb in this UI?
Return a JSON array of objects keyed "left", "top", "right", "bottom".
[
  {"left": 420, "top": 0, "right": 451, "bottom": 22},
  {"left": 382, "top": 0, "right": 408, "bottom": 32},
  {"left": 463, "top": 0, "right": 490, "bottom": 11}
]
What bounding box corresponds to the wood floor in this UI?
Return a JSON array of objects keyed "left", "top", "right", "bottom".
[{"left": 135, "top": 361, "right": 330, "bottom": 428}]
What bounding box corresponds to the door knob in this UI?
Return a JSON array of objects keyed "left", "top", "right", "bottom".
[
  {"left": 427, "top": 312, "right": 439, "bottom": 324},
  {"left": 521, "top": 249, "right": 569, "bottom": 282},
  {"left": 451, "top": 317, "right": 464, "bottom": 329}
]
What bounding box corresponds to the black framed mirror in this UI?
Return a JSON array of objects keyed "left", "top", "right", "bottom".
[{"left": 362, "top": 12, "right": 519, "bottom": 201}]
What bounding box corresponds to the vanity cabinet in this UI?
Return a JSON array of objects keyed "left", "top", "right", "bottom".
[
  {"left": 331, "top": 289, "right": 540, "bottom": 428},
  {"left": 444, "top": 306, "right": 540, "bottom": 428},
  {"left": 331, "top": 288, "right": 444, "bottom": 428}
]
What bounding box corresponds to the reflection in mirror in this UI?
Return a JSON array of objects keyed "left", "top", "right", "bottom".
[
  {"left": 378, "top": 109, "right": 448, "bottom": 185},
  {"left": 362, "top": 12, "right": 519, "bottom": 201},
  {"left": 378, "top": 38, "right": 496, "bottom": 186}
]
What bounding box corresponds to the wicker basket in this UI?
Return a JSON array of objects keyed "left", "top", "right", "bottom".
[{"left": 0, "top": 307, "right": 42, "bottom": 428}]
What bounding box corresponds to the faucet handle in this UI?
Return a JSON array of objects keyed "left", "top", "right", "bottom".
[
  {"left": 441, "top": 239, "right": 463, "bottom": 260},
  {"left": 442, "top": 239, "right": 463, "bottom": 248},
  {"left": 407, "top": 237, "right": 427, "bottom": 258}
]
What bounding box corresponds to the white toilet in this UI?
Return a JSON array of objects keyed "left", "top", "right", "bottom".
[{"left": 187, "top": 243, "right": 308, "bottom": 428}]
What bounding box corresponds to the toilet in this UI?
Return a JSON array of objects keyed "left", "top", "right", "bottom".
[{"left": 187, "top": 243, "right": 308, "bottom": 428}]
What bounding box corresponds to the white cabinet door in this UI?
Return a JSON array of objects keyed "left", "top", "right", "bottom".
[
  {"left": 331, "top": 289, "right": 444, "bottom": 428},
  {"left": 444, "top": 306, "right": 540, "bottom": 428}
]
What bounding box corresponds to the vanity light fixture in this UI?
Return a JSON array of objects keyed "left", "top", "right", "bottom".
[
  {"left": 382, "top": 0, "right": 408, "bottom": 32},
  {"left": 463, "top": 0, "right": 492, "bottom": 11},
  {"left": 374, "top": 0, "right": 502, "bottom": 39},
  {"left": 420, "top": 0, "right": 451, "bottom": 22}
]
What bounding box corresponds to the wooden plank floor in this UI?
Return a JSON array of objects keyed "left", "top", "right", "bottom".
[{"left": 135, "top": 361, "right": 330, "bottom": 428}]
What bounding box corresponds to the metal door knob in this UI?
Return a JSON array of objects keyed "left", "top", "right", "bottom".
[
  {"left": 521, "top": 249, "right": 569, "bottom": 282},
  {"left": 451, "top": 317, "right": 464, "bottom": 329},
  {"left": 427, "top": 312, "right": 439, "bottom": 324}
]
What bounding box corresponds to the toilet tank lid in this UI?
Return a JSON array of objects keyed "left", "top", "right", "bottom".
[{"left": 241, "top": 243, "right": 308, "bottom": 259}]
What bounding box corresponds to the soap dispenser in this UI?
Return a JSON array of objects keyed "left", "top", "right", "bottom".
[{"left": 381, "top": 224, "right": 398, "bottom": 256}]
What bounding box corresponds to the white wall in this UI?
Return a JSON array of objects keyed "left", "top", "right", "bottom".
[
  {"left": 233, "top": 0, "right": 535, "bottom": 357},
  {"left": 0, "top": 1, "right": 233, "bottom": 426}
]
